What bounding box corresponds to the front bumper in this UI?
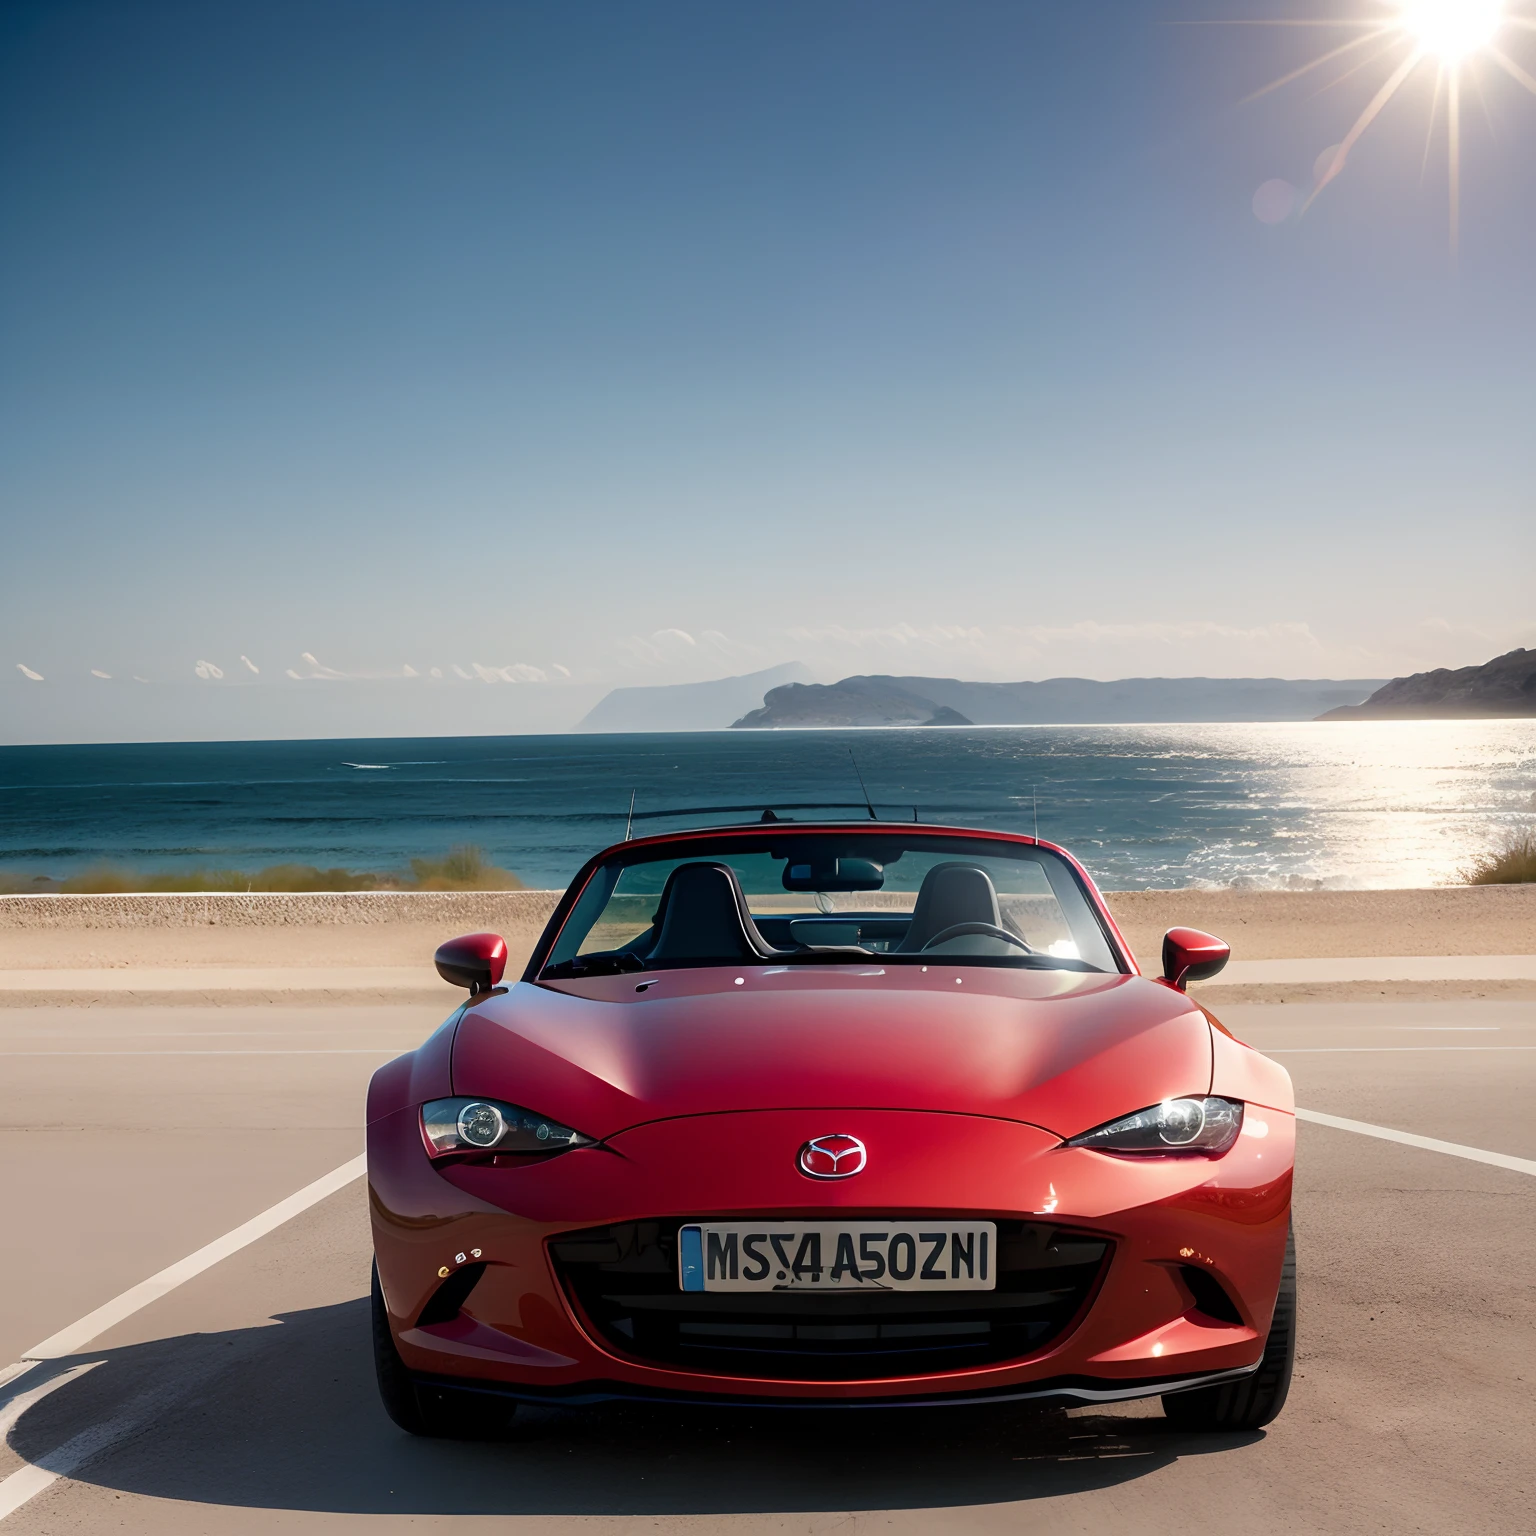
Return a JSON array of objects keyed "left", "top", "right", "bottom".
[
  {"left": 404, "top": 1361, "right": 1263, "bottom": 1412},
  {"left": 368, "top": 1105, "right": 1293, "bottom": 1405}
]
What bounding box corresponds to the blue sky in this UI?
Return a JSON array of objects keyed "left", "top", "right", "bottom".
[{"left": 2, "top": 1, "right": 1533, "bottom": 739}]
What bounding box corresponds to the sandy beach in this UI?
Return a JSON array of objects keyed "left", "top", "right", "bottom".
[{"left": 1, "top": 885, "right": 1532, "bottom": 1006}]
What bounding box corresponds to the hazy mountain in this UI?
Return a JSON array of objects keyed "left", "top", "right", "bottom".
[
  {"left": 576, "top": 662, "right": 815, "bottom": 733},
  {"left": 1318, "top": 648, "right": 1536, "bottom": 720},
  {"left": 732, "top": 673, "right": 1386, "bottom": 728},
  {"left": 733, "top": 681, "right": 973, "bottom": 729}
]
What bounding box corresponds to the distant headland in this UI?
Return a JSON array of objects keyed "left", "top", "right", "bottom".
[
  {"left": 1317, "top": 648, "right": 1536, "bottom": 721},
  {"left": 729, "top": 674, "right": 1385, "bottom": 729}
]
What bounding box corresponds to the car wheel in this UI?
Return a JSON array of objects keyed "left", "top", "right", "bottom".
[
  {"left": 371, "top": 1259, "right": 516, "bottom": 1439},
  {"left": 1162, "top": 1222, "right": 1296, "bottom": 1433}
]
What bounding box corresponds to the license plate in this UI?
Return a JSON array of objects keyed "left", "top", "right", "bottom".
[{"left": 679, "top": 1221, "right": 996, "bottom": 1293}]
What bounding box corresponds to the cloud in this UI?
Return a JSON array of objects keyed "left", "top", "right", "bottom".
[
  {"left": 281, "top": 653, "right": 448, "bottom": 683},
  {"left": 780, "top": 619, "right": 1345, "bottom": 681},
  {"left": 451, "top": 665, "right": 472, "bottom": 680},
  {"left": 91, "top": 669, "right": 112, "bottom": 680},
  {"left": 240, "top": 655, "right": 260, "bottom": 674},
  {"left": 1387, "top": 617, "right": 1534, "bottom": 673},
  {"left": 132, "top": 675, "right": 148, "bottom": 683},
  {"left": 16, "top": 663, "right": 43, "bottom": 681},
  {"left": 193, "top": 659, "right": 225, "bottom": 680},
  {"left": 786, "top": 622, "right": 985, "bottom": 651},
  {"left": 297, "top": 652, "right": 346, "bottom": 680},
  {"left": 469, "top": 662, "right": 549, "bottom": 684},
  {"left": 552, "top": 663, "right": 571, "bottom": 679},
  {"left": 618, "top": 627, "right": 712, "bottom": 669}
]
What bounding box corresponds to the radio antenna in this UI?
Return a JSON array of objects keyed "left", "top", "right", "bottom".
[
  {"left": 624, "top": 788, "right": 636, "bottom": 841},
  {"left": 848, "top": 748, "right": 877, "bottom": 821},
  {"left": 1032, "top": 787, "right": 1039, "bottom": 842}
]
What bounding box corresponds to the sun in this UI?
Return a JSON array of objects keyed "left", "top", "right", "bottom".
[
  {"left": 1229, "top": 1, "right": 1536, "bottom": 252},
  {"left": 1400, "top": 0, "right": 1504, "bottom": 60}
]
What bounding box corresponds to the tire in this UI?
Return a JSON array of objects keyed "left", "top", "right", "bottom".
[
  {"left": 1162, "top": 1223, "right": 1295, "bottom": 1432},
  {"left": 371, "top": 1260, "right": 516, "bottom": 1439}
]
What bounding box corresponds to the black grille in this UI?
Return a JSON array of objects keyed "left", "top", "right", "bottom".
[{"left": 550, "top": 1220, "right": 1110, "bottom": 1380}]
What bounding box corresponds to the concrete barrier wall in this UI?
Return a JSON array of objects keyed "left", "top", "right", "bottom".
[
  {"left": 0, "top": 890, "right": 565, "bottom": 935},
  {"left": 2, "top": 883, "right": 1533, "bottom": 961}
]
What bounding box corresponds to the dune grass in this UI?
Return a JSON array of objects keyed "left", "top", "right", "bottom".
[
  {"left": 406, "top": 845, "right": 524, "bottom": 891},
  {"left": 0, "top": 844, "right": 524, "bottom": 895},
  {"left": 1463, "top": 828, "right": 1536, "bottom": 885}
]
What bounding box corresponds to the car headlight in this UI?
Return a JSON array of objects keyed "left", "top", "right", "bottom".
[
  {"left": 420, "top": 1097, "right": 596, "bottom": 1158},
  {"left": 1067, "top": 1096, "right": 1243, "bottom": 1155}
]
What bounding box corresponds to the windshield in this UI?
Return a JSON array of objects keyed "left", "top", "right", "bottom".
[{"left": 540, "top": 832, "right": 1122, "bottom": 978}]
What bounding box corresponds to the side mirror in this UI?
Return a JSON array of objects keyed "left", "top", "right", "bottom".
[
  {"left": 435, "top": 932, "right": 508, "bottom": 995},
  {"left": 1161, "top": 927, "right": 1230, "bottom": 991}
]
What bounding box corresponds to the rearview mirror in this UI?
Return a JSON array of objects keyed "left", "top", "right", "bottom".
[
  {"left": 435, "top": 932, "right": 508, "bottom": 995},
  {"left": 782, "top": 856, "right": 885, "bottom": 893},
  {"left": 1161, "top": 927, "right": 1230, "bottom": 991}
]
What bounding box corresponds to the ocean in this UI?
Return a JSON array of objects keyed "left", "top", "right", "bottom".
[{"left": 1, "top": 722, "right": 1533, "bottom": 892}]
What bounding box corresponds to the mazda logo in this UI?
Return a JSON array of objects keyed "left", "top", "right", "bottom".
[{"left": 798, "top": 1134, "right": 867, "bottom": 1179}]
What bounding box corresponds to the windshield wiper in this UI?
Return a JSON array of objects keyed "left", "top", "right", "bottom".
[
  {"left": 541, "top": 952, "right": 646, "bottom": 979},
  {"left": 872, "top": 953, "right": 1102, "bottom": 972},
  {"left": 778, "top": 945, "right": 877, "bottom": 962}
]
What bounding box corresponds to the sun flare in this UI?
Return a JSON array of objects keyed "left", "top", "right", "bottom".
[
  {"left": 1234, "top": 1, "right": 1536, "bottom": 251},
  {"left": 1401, "top": 0, "right": 1504, "bottom": 59}
]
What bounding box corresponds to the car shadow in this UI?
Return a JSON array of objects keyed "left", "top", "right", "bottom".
[{"left": 7, "top": 1298, "right": 1263, "bottom": 1516}]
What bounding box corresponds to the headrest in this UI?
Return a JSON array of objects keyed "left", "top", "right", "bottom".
[{"left": 646, "top": 861, "right": 781, "bottom": 965}]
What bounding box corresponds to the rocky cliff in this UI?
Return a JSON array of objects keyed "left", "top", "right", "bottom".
[
  {"left": 1318, "top": 648, "right": 1536, "bottom": 720},
  {"left": 732, "top": 681, "right": 971, "bottom": 728}
]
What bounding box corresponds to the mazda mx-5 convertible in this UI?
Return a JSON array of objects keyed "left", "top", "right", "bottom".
[{"left": 367, "top": 818, "right": 1295, "bottom": 1436}]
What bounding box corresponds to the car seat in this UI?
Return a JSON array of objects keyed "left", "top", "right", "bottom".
[
  {"left": 896, "top": 863, "right": 1005, "bottom": 952},
  {"left": 645, "top": 861, "right": 784, "bottom": 965}
]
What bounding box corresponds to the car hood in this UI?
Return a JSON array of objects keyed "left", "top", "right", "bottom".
[{"left": 449, "top": 964, "right": 1212, "bottom": 1143}]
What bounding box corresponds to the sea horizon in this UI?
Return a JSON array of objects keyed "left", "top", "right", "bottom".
[{"left": 3, "top": 721, "right": 1533, "bottom": 894}]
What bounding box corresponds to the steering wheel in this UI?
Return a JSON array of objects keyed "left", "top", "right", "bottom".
[{"left": 920, "top": 922, "right": 1033, "bottom": 953}]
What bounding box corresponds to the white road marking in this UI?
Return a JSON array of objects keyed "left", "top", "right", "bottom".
[
  {"left": 0, "top": 1154, "right": 368, "bottom": 1523},
  {"left": 1296, "top": 1108, "right": 1536, "bottom": 1177},
  {"left": 1263, "top": 1046, "right": 1536, "bottom": 1053},
  {"left": 0, "top": 1465, "right": 57, "bottom": 1523},
  {"left": 4, "top": 1030, "right": 417, "bottom": 1038},
  {"left": 20, "top": 1152, "right": 366, "bottom": 1361},
  {"left": 1243, "top": 1024, "right": 1530, "bottom": 1034},
  {"left": 0, "top": 966, "right": 440, "bottom": 992},
  {"left": 0, "top": 1049, "right": 404, "bottom": 1057},
  {"left": 1219, "top": 955, "right": 1536, "bottom": 983},
  {"left": 0, "top": 1364, "right": 99, "bottom": 1437},
  {"left": 0, "top": 1373, "right": 196, "bottom": 1522}
]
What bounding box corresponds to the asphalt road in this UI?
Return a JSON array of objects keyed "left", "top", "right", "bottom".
[{"left": 2, "top": 998, "right": 1533, "bottom": 1534}]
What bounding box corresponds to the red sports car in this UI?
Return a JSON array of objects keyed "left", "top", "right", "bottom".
[{"left": 367, "top": 819, "right": 1295, "bottom": 1436}]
